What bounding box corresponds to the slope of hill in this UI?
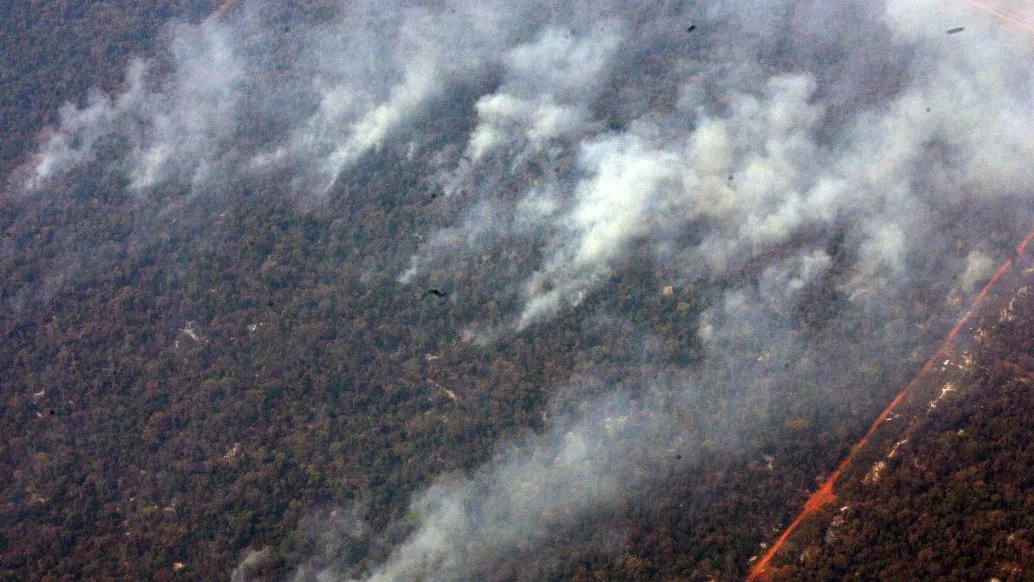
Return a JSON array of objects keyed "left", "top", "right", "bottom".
[
  {"left": 0, "top": 0, "right": 222, "bottom": 180},
  {"left": 2, "top": 1, "right": 1033, "bottom": 581},
  {"left": 762, "top": 252, "right": 1034, "bottom": 580}
]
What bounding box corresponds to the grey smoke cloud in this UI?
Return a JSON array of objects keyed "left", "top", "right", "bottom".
[
  {"left": 18, "top": 24, "right": 245, "bottom": 195},
  {"left": 346, "top": 0, "right": 1034, "bottom": 578},
  {"left": 10, "top": 0, "right": 1034, "bottom": 579},
  {"left": 403, "top": 0, "right": 1034, "bottom": 332},
  {"left": 465, "top": 25, "right": 621, "bottom": 161},
  {"left": 21, "top": 60, "right": 148, "bottom": 193},
  {"left": 293, "top": 382, "right": 721, "bottom": 582},
  {"left": 15, "top": 0, "right": 534, "bottom": 199},
  {"left": 337, "top": 398, "right": 629, "bottom": 581}
]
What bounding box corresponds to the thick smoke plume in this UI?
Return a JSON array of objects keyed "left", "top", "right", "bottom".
[{"left": 10, "top": 0, "right": 1034, "bottom": 579}]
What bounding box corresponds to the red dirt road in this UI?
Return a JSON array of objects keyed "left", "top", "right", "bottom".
[{"left": 747, "top": 228, "right": 1034, "bottom": 581}]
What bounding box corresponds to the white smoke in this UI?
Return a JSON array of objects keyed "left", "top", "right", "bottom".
[
  {"left": 353, "top": 0, "right": 1034, "bottom": 577},
  {"left": 334, "top": 401, "right": 627, "bottom": 581},
  {"left": 21, "top": 60, "right": 150, "bottom": 192},
  {"left": 402, "top": 0, "right": 1034, "bottom": 331},
  {"left": 960, "top": 248, "right": 997, "bottom": 294},
  {"left": 14, "top": 0, "right": 533, "bottom": 199},
  {"left": 9, "top": 0, "right": 1034, "bottom": 579},
  {"left": 466, "top": 25, "right": 621, "bottom": 161}
]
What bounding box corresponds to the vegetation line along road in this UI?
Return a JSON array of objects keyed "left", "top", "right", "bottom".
[{"left": 747, "top": 226, "right": 1034, "bottom": 581}]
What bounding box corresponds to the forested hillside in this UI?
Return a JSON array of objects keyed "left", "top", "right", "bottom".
[
  {"left": 2, "top": 1, "right": 1032, "bottom": 581},
  {"left": 0, "top": 0, "right": 221, "bottom": 179},
  {"left": 763, "top": 252, "right": 1034, "bottom": 581}
]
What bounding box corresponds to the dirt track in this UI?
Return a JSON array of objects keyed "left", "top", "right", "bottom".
[{"left": 747, "top": 228, "right": 1034, "bottom": 581}]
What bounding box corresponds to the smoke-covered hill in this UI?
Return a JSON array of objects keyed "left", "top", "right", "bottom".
[
  {"left": 769, "top": 251, "right": 1034, "bottom": 580},
  {"left": 1, "top": 1, "right": 1032, "bottom": 580}
]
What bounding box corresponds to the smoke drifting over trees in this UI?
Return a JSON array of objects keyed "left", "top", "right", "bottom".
[{"left": 6, "top": 0, "right": 1034, "bottom": 580}]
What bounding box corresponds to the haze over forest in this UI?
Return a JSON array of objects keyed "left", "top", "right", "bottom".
[{"left": 2, "top": 0, "right": 1033, "bottom": 580}]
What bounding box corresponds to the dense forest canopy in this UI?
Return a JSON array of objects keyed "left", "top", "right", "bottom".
[
  {"left": 773, "top": 260, "right": 1034, "bottom": 580},
  {"left": 1, "top": 0, "right": 1033, "bottom": 580}
]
